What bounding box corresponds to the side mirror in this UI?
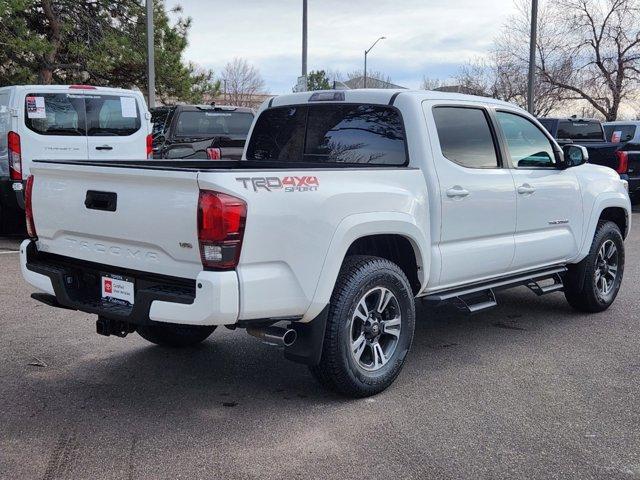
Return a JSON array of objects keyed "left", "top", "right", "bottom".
[{"left": 560, "top": 145, "right": 589, "bottom": 169}]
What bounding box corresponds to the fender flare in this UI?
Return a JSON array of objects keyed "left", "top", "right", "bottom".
[
  {"left": 575, "top": 191, "right": 631, "bottom": 262},
  {"left": 302, "top": 212, "right": 430, "bottom": 321}
]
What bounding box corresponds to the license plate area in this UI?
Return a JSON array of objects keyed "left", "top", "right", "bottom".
[{"left": 101, "top": 274, "right": 135, "bottom": 306}]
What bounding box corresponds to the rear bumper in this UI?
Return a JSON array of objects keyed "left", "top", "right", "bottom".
[
  {"left": 625, "top": 174, "right": 640, "bottom": 195},
  {"left": 20, "top": 240, "right": 239, "bottom": 326}
]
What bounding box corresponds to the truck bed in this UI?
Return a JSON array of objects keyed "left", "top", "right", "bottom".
[{"left": 33, "top": 159, "right": 401, "bottom": 171}]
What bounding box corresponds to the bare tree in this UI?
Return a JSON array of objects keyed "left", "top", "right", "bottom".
[
  {"left": 455, "top": 0, "right": 639, "bottom": 119},
  {"left": 346, "top": 70, "right": 394, "bottom": 88},
  {"left": 221, "top": 58, "right": 267, "bottom": 107},
  {"left": 537, "top": 0, "right": 640, "bottom": 121},
  {"left": 458, "top": 0, "right": 571, "bottom": 116},
  {"left": 455, "top": 53, "right": 567, "bottom": 117},
  {"left": 420, "top": 77, "right": 450, "bottom": 90}
]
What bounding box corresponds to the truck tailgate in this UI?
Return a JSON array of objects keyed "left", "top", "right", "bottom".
[{"left": 30, "top": 161, "right": 202, "bottom": 279}]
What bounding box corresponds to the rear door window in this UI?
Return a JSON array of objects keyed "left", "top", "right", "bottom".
[
  {"left": 246, "top": 104, "right": 408, "bottom": 165},
  {"left": 85, "top": 95, "right": 141, "bottom": 136},
  {"left": 24, "top": 93, "right": 85, "bottom": 136},
  {"left": 432, "top": 107, "right": 499, "bottom": 168},
  {"left": 557, "top": 121, "right": 604, "bottom": 141},
  {"left": 604, "top": 124, "right": 637, "bottom": 143},
  {"left": 174, "top": 111, "right": 254, "bottom": 138}
]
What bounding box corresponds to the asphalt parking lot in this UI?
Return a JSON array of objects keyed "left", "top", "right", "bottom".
[{"left": 1, "top": 218, "right": 640, "bottom": 480}]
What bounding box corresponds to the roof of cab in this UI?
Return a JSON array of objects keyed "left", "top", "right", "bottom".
[
  {"left": 267, "top": 88, "right": 522, "bottom": 111},
  {"left": 539, "top": 117, "right": 600, "bottom": 122},
  {"left": 0, "top": 84, "right": 142, "bottom": 95},
  {"left": 604, "top": 120, "right": 640, "bottom": 125}
]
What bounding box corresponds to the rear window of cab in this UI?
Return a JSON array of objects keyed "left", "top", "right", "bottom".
[
  {"left": 174, "top": 111, "right": 254, "bottom": 137},
  {"left": 246, "top": 103, "right": 408, "bottom": 166},
  {"left": 24, "top": 93, "right": 141, "bottom": 137}
]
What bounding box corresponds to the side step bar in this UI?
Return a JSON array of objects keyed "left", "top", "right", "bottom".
[{"left": 423, "top": 266, "right": 567, "bottom": 314}]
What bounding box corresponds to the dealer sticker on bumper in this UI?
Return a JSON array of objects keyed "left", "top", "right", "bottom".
[{"left": 101, "top": 275, "right": 135, "bottom": 306}]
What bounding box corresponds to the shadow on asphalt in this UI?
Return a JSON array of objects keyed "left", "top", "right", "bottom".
[{"left": 22, "top": 286, "right": 586, "bottom": 414}]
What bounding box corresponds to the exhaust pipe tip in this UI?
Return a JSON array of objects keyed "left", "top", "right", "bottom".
[
  {"left": 282, "top": 328, "right": 297, "bottom": 347},
  {"left": 247, "top": 325, "right": 297, "bottom": 347}
]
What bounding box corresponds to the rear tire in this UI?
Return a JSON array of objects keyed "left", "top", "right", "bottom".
[
  {"left": 137, "top": 323, "right": 216, "bottom": 348},
  {"left": 309, "top": 255, "right": 415, "bottom": 398},
  {"left": 564, "top": 221, "right": 624, "bottom": 313}
]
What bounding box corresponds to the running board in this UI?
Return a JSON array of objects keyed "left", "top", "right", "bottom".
[
  {"left": 456, "top": 289, "right": 497, "bottom": 314},
  {"left": 526, "top": 273, "right": 565, "bottom": 296},
  {"left": 423, "top": 266, "right": 567, "bottom": 314}
]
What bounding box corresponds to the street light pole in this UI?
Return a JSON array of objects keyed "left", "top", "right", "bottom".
[
  {"left": 302, "top": 0, "right": 308, "bottom": 90},
  {"left": 364, "top": 36, "right": 386, "bottom": 89},
  {"left": 527, "top": 0, "right": 539, "bottom": 114},
  {"left": 146, "top": 0, "right": 156, "bottom": 108}
]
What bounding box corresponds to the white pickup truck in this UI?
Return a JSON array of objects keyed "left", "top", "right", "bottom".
[{"left": 20, "top": 89, "right": 631, "bottom": 397}]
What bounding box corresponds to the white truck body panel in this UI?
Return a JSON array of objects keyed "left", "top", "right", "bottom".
[{"left": 31, "top": 162, "right": 202, "bottom": 279}]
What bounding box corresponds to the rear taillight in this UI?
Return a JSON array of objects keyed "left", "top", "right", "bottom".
[
  {"left": 198, "top": 191, "right": 246, "bottom": 270},
  {"left": 616, "top": 150, "right": 629, "bottom": 174},
  {"left": 206, "top": 147, "right": 221, "bottom": 160},
  {"left": 146, "top": 134, "right": 153, "bottom": 159},
  {"left": 69, "top": 84, "right": 97, "bottom": 90},
  {"left": 8, "top": 131, "right": 21, "bottom": 181},
  {"left": 25, "top": 175, "right": 36, "bottom": 238}
]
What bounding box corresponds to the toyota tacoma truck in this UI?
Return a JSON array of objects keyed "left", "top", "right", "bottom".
[{"left": 20, "top": 89, "right": 631, "bottom": 397}]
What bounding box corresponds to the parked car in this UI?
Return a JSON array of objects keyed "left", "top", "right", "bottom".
[
  {"left": 152, "top": 104, "right": 254, "bottom": 160},
  {"left": 538, "top": 117, "right": 633, "bottom": 183},
  {"left": 603, "top": 121, "right": 640, "bottom": 200},
  {"left": 0, "top": 84, "right": 152, "bottom": 233},
  {"left": 21, "top": 90, "right": 631, "bottom": 397}
]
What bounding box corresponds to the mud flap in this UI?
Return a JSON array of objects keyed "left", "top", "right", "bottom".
[{"left": 284, "top": 306, "right": 329, "bottom": 366}]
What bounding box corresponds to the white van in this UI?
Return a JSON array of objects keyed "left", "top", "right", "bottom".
[{"left": 0, "top": 84, "right": 152, "bottom": 232}]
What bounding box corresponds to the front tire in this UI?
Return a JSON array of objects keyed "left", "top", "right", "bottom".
[
  {"left": 309, "top": 255, "right": 416, "bottom": 398},
  {"left": 137, "top": 323, "right": 216, "bottom": 348},
  {"left": 564, "top": 221, "right": 624, "bottom": 313}
]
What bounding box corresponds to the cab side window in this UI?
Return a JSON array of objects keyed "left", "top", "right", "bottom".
[
  {"left": 496, "top": 112, "right": 556, "bottom": 168},
  {"left": 432, "top": 107, "right": 500, "bottom": 169}
]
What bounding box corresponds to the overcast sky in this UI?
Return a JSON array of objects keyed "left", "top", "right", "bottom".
[{"left": 166, "top": 0, "right": 519, "bottom": 94}]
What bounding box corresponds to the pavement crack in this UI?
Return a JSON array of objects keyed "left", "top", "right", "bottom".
[
  {"left": 127, "top": 433, "right": 139, "bottom": 480},
  {"left": 492, "top": 321, "right": 528, "bottom": 331},
  {"left": 42, "top": 426, "right": 79, "bottom": 480}
]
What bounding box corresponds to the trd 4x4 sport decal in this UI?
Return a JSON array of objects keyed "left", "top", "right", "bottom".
[{"left": 236, "top": 176, "right": 319, "bottom": 192}]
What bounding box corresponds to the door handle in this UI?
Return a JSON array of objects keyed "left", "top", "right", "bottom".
[
  {"left": 95, "top": 145, "right": 113, "bottom": 151},
  {"left": 518, "top": 184, "right": 535, "bottom": 195},
  {"left": 85, "top": 190, "right": 117, "bottom": 212},
  {"left": 446, "top": 187, "right": 470, "bottom": 198}
]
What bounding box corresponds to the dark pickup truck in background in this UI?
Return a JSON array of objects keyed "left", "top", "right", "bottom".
[
  {"left": 150, "top": 104, "right": 254, "bottom": 160},
  {"left": 604, "top": 121, "right": 640, "bottom": 199},
  {"left": 539, "top": 117, "right": 640, "bottom": 201}
]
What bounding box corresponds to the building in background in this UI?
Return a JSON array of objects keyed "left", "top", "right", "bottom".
[
  {"left": 204, "top": 92, "right": 272, "bottom": 110},
  {"left": 337, "top": 77, "right": 407, "bottom": 90}
]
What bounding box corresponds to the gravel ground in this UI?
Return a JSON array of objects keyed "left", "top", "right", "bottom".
[{"left": 1, "top": 219, "right": 639, "bottom": 480}]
